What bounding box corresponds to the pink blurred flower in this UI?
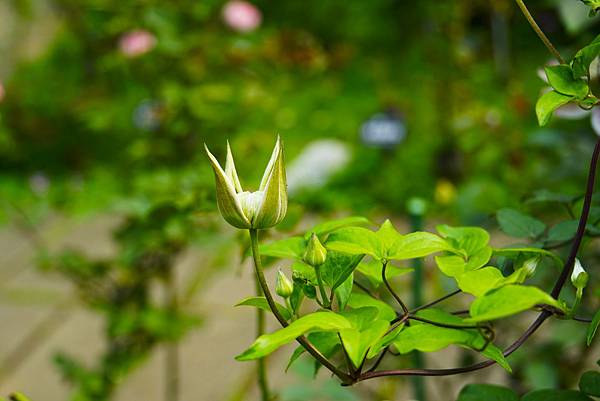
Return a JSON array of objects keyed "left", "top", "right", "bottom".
[
  {"left": 0, "top": 82, "right": 5, "bottom": 103},
  {"left": 222, "top": 1, "right": 262, "bottom": 33},
  {"left": 119, "top": 30, "right": 157, "bottom": 58}
]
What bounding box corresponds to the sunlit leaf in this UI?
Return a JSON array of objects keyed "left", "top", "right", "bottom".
[
  {"left": 467, "top": 285, "right": 564, "bottom": 322},
  {"left": 572, "top": 33, "right": 600, "bottom": 76},
  {"left": 236, "top": 311, "right": 352, "bottom": 361},
  {"left": 544, "top": 65, "right": 589, "bottom": 98},
  {"left": 261, "top": 237, "right": 305, "bottom": 259},
  {"left": 347, "top": 292, "right": 397, "bottom": 321},
  {"left": 356, "top": 260, "right": 413, "bottom": 287},
  {"left": 319, "top": 251, "right": 363, "bottom": 290},
  {"left": 535, "top": 90, "right": 574, "bottom": 126},
  {"left": 236, "top": 296, "right": 291, "bottom": 321},
  {"left": 339, "top": 320, "right": 389, "bottom": 368},
  {"left": 334, "top": 273, "right": 354, "bottom": 310},
  {"left": 326, "top": 227, "right": 382, "bottom": 259},
  {"left": 388, "top": 231, "right": 450, "bottom": 260},
  {"left": 308, "top": 216, "right": 371, "bottom": 239}
]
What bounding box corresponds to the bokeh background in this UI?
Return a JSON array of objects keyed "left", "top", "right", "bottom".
[{"left": 1, "top": 0, "right": 599, "bottom": 400}]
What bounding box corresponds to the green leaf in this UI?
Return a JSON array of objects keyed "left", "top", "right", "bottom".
[
  {"left": 535, "top": 90, "right": 574, "bottom": 126},
  {"left": 435, "top": 225, "right": 492, "bottom": 277},
  {"left": 319, "top": 251, "right": 363, "bottom": 290},
  {"left": 525, "top": 189, "right": 576, "bottom": 205},
  {"left": 367, "top": 323, "right": 405, "bottom": 359},
  {"left": 492, "top": 247, "right": 563, "bottom": 268},
  {"left": 356, "top": 260, "right": 413, "bottom": 287},
  {"left": 347, "top": 292, "right": 397, "bottom": 321},
  {"left": 235, "top": 296, "right": 291, "bottom": 321},
  {"left": 437, "top": 225, "right": 490, "bottom": 256},
  {"left": 405, "top": 324, "right": 464, "bottom": 345},
  {"left": 435, "top": 247, "right": 492, "bottom": 278},
  {"left": 406, "top": 308, "right": 512, "bottom": 372},
  {"left": 388, "top": 231, "right": 450, "bottom": 260},
  {"left": 586, "top": 309, "right": 600, "bottom": 346},
  {"left": 375, "top": 219, "right": 403, "bottom": 250},
  {"left": 572, "top": 33, "right": 600, "bottom": 76},
  {"left": 467, "top": 285, "right": 563, "bottom": 322},
  {"left": 326, "top": 227, "right": 382, "bottom": 259},
  {"left": 339, "top": 320, "right": 389, "bottom": 368},
  {"left": 521, "top": 389, "right": 593, "bottom": 401},
  {"left": 547, "top": 220, "right": 579, "bottom": 242},
  {"left": 289, "top": 280, "right": 304, "bottom": 314},
  {"left": 497, "top": 208, "right": 546, "bottom": 238},
  {"left": 340, "top": 306, "right": 380, "bottom": 330},
  {"left": 336, "top": 307, "right": 391, "bottom": 367},
  {"left": 456, "top": 266, "right": 529, "bottom": 297},
  {"left": 457, "top": 384, "right": 518, "bottom": 401},
  {"left": 481, "top": 343, "right": 512, "bottom": 373},
  {"left": 544, "top": 65, "right": 589, "bottom": 98},
  {"left": 580, "top": 371, "right": 600, "bottom": 397},
  {"left": 261, "top": 237, "right": 305, "bottom": 259},
  {"left": 236, "top": 311, "right": 351, "bottom": 360},
  {"left": 392, "top": 309, "right": 510, "bottom": 371},
  {"left": 334, "top": 273, "right": 354, "bottom": 310},
  {"left": 308, "top": 216, "right": 371, "bottom": 239},
  {"left": 291, "top": 260, "right": 317, "bottom": 285},
  {"left": 286, "top": 332, "right": 340, "bottom": 373},
  {"left": 456, "top": 267, "right": 505, "bottom": 297}
]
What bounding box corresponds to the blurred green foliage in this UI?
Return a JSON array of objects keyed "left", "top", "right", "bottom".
[{"left": 0, "top": 0, "right": 598, "bottom": 222}]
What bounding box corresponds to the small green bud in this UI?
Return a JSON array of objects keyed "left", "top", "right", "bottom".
[
  {"left": 522, "top": 256, "right": 540, "bottom": 278},
  {"left": 275, "top": 269, "right": 294, "bottom": 298},
  {"left": 303, "top": 233, "right": 327, "bottom": 266},
  {"left": 571, "top": 258, "right": 590, "bottom": 289}
]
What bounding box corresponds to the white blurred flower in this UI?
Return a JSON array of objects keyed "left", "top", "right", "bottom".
[
  {"left": 29, "top": 172, "right": 50, "bottom": 195},
  {"left": 222, "top": 1, "right": 262, "bottom": 33},
  {"left": 119, "top": 30, "right": 157, "bottom": 58},
  {"left": 286, "top": 139, "right": 351, "bottom": 195}
]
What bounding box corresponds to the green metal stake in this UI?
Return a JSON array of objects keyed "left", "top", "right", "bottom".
[{"left": 407, "top": 197, "right": 428, "bottom": 401}]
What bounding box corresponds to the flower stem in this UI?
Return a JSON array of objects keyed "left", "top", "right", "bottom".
[
  {"left": 254, "top": 275, "right": 270, "bottom": 401},
  {"left": 314, "top": 264, "right": 330, "bottom": 309},
  {"left": 248, "top": 229, "right": 354, "bottom": 384},
  {"left": 513, "top": 0, "right": 565, "bottom": 64}
]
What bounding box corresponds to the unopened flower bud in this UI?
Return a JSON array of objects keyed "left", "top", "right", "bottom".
[
  {"left": 523, "top": 256, "right": 540, "bottom": 278},
  {"left": 275, "top": 269, "right": 294, "bottom": 298},
  {"left": 205, "top": 137, "right": 287, "bottom": 229},
  {"left": 303, "top": 233, "right": 327, "bottom": 266},
  {"left": 571, "top": 258, "right": 590, "bottom": 289}
]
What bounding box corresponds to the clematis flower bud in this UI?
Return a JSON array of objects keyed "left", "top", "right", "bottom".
[
  {"left": 275, "top": 269, "right": 294, "bottom": 298},
  {"left": 571, "top": 258, "right": 589, "bottom": 289},
  {"left": 303, "top": 233, "right": 327, "bottom": 266},
  {"left": 205, "top": 137, "right": 287, "bottom": 230},
  {"left": 522, "top": 256, "right": 540, "bottom": 278}
]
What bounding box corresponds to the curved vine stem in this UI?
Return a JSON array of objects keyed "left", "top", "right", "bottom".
[
  {"left": 382, "top": 261, "right": 409, "bottom": 316},
  {"left": 410, "top": 289, "right": 461, "bottom": 314},
  {"left": 357, "top": 136, "right": 600, "bottom": 382},
  {"left": 513, "top": 0, "right": 565, "bottom": 64},
  {"left": 248, "top": 229, "right": 354, "bottom": 384}
]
